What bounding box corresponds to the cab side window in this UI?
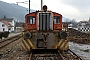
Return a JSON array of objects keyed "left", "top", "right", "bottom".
[
  {"left": 28, "top": 16, "right": 35, "bottom": 24},
  {"left": 54, "top": 16, "right": 60, "bottom": 24}
]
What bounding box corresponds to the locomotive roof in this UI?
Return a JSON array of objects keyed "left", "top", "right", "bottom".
[
  {"left": 25, "top": 11, "right": 62, "bottom": 16},
  {"left": 0, "top": 20, "right": 13, "bottom": 27}
]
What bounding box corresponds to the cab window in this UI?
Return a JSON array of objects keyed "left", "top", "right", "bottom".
[
  {"left": 54, "top": 16, "right": 60, "bottom": 24},
  {"left": 28, "top": 16, "right": 35, "bottom": 24}
]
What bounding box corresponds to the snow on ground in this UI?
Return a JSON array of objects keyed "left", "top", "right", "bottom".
[{"left": 69, "top": 42, "right": 90, "bottom": 60}]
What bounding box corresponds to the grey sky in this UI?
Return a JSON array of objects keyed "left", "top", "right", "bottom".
[
  {"left": 60, "top": 0, "right": 90, "bottom": 10},
  {"left": 60, "top": 0, "right": 90, "bottom": 21},
  {"left": 1, "top": 0, "right": 90, "bottom": 22}
]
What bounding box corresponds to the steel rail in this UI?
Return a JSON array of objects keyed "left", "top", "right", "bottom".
[
  {"left": 29, "top": 53, "right": 32, "bottom": 60},
  {"left": 28, "top": 51, "right": 66, "bottom": 60},
  {"left": 58, "top": 52, "right": 65, "bottom": 60},
  {"left": 0, "top": 34, "right": 21, "bottom": 43},
  {"left": 68, "top": 49, "right": 82, "bottom": 60},
  {"left": 0, "top": 35, "right": 22, "bottom": 49}
]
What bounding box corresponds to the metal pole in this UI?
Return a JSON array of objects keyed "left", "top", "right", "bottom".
[
  {"left": 29, "top": 0, "right": 30, "bottom": 13},
  {"left": 41, "top": 0, "right": 43, "bottom": 10}
]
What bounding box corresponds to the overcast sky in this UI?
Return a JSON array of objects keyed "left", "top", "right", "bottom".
[{"left": 1, "top": 0, "right": 90, "bottom": 22}]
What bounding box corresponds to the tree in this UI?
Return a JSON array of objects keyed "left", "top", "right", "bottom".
[{"left": 70, "top": 19, "right": 77, "bottom": 28}]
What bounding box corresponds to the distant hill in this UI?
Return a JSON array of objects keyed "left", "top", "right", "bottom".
[
  {"left": 0, "top": 1, "right": 72, "bottom": 22},
  {"left": 0, "top": 1, "right": 35, "bottom": 22}
]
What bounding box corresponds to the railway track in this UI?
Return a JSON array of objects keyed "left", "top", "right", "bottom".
[
  {"left": 0, "top": 34, "right": 21, "bottom": 43},
  {"left": 0, "top": 34, "right": 22, "bottom": 49},
  {"left": 62, "top": 49, "right": 82, "bottom": 60},
  {"left": 29, "top": 53, "right": 62, "bottom": 60},
  {"left": 29, "top": 52, "right": 63, "bottom": 60},
  {"left": 28, "top": 49, "right": 82, "bottom": 60}
]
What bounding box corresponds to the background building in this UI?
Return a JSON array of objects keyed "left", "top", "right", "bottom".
[
  {"left": 15, "top": 22, "right": 24, "bottom": 32},
  {"left": 77, "top": 21, "right": 90, "bottom": 31},
  {"left": 0, "top": 20, "right": 13, "bottom": 32},
  {"left": 0, "top": 18, "right": 15, "bottom": 32}
]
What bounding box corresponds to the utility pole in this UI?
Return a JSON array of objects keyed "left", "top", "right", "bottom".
[
  {"left": 29, "top": 0, "right": 30, "bottom": 13},
  {"left": 16, "top": 1, "right": 29, "bottom": 13},
  {"left": 41, "top": 0, "right": 43, "bottom": 10}
]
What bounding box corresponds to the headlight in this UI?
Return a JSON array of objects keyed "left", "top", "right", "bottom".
[
  {"left": 24, "top": 32, "right": 31, "bottom": 39},
  {"left": 60, "top": 31, "right": 67, "bottom": 39}
]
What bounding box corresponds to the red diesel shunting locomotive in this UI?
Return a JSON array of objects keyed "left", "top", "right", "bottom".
[{"left": 22, "top": 5, "right": 68, "bottom": 52}]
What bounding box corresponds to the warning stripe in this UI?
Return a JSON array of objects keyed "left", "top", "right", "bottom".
[
  {"left": 61, "top": 40, "right": 68, "bottom": 50},
  {"left": 22, "top": 38, "right": 28, "bottom": 51},
  {"left": 22, "top": 39, "right": 30, "bottom": 51},
  {"left": 56, "top": 39, "right": 63, "bottom": 48},
  {"left": 56, "top": 39, "right": 68, "bottom": 51},
  {"left": 64, "top": 43, "right": 69, "bottom": 50},
  {"left": 27, "top": 39, "right": 35, "bottom": 49},
  {"left": 60, "top": 41, "right": 66, "bottom": 49},
  {"left": 59, "top": 39, "right": 65, "bottom": 48},
  {"left": 22, "top": 44, "right": 27, "bottom": 51},
  {"left": 25, "top": 39, "right": 31, "bottom": 48},
  {"left": 22, "top": 32, "right": 34, "bottom": 51}
]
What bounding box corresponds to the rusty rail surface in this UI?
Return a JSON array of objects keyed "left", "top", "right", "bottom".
[
  {"left": 29, "top": 53, "right": 63, "bottom": 60},
  {"left": 28, "top": 49, "right": 63, "bottom": 60},
  {"left": 28, "top": 49, "right": 82, "bottom": 60},
  {"left": 29, "top": 53, "right": 32, "bottom": 60}
]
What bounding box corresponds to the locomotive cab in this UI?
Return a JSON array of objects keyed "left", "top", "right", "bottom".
[{"left": 25, "top": 5, "right": 62, "bottom": 32}]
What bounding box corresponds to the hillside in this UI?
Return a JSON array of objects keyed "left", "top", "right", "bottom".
[{"left": 0, "top": 1, "right": 35, "bottom": 22}]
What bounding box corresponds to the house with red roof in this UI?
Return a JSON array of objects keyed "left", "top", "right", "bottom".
[
  {"left": 0, "top": 18, "right": 15, "bottom": 31},
  {"left": 0, "top": 20, "right": 13, "bottom": 32}
]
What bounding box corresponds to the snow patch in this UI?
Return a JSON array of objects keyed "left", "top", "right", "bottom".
[{"left": 69, "top": 42, "right": 90, "bottom": 60}]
